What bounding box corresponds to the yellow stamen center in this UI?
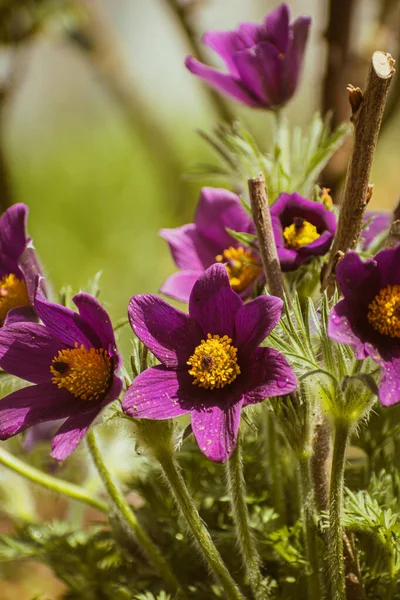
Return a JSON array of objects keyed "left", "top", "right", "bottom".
[
  {"left": 187, "top": 333, "right": 241, "bottom": 389},
  {"left": 215, "top": 246, "right": 261, "bottom": 293},
  {"left": 50, "top": 343, "right": 112, "bottom": 401},
  {"left": 367, "top": 284, "right": 400, "bottom": 338},
  {"left": 0, "top": 273, "right": 30, "bottom": 325},
  {"left": 283, "top": 218, "right": 320, "bottom": 249}
]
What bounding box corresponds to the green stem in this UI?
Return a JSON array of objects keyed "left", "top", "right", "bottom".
[
  {"left": 298, "top": 454, "right": 322, "bottom": 600},
  {"left": 329, "top": 421, "right": 350, "bottom": 600},
  {"left": 156, "top": 449, "right": 245, "bottom": 600},
  {"left": 0, "top": 445, "right": 107, "bottom": 513},
  {"left": 266, "top": 410, "right": 285, "bottom": 521},
  {"left": 226, "top": 437, "right": 266, "bottom": 600},
  {"left": 86, "top": 429, "right": 182, "bottom": 597}
]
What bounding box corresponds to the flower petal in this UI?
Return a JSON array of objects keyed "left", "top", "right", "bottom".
[
  {"left": 328, "top": 300, "right": 369, "bottom": 359},
  {"left": 361, "top": 212, "right": 391, "bottom": 250},
  {"left": 160, "top": 271, "right": 201, "bottom": 303},
  {"left": 0, "top": 322, "right": 65, "bottom": 383},
  {"left": 73, "top": 293, "right": 119, "bottom": 361},
  {"left": 18, "top": 244, "right": 44, "bottom": 303},
  {"left": 202, "top": 30, "right": 245, "bottom": 76},
  {"left": 232, "top": 44, "right": 280, "bottom": 106},
  {"left": 0, "top": 383, "right": 83, "bottom": 440},
  {"left": 122, "top": 365, "right": 194, "bottom": 419},
  {"left": 128, "top": 295, "right": 201, "bottom": 368},
  {"left": 24, "top": 420, "right": 65, "bottom": 452},
  {"left": 51, "top": 409, "right": 99, "bottom": 461},
  {"left": 159, "top": 224, "right": 216, "bottom": 271},
  {"left": 243, "top": 347, "right": 297, "bottom": 404},
  {"left": 185, "top": 56, "right": 262, "bottom": 107},
  {"left": 375, "top": 245, "right": 400, "bottom": 288},
  {"left": 264, "top": 3, "right": 290, "bottom": 53},
  {"left": 235, "top": 295, "right": 283, "bottom": 354},
  {"left": 379, "top": 359, "right": 400, "bottom": 406},
  {"left": 281, "top": 16, "right": 311, "bottom": 101},
  {"left": 336, "top": 252, "right": 380, "bottom": 305},
  {"left": 189, "top": 264, "right": 243, "bottom": 338},
  {"left": 191, "top": 398, "right": 243, "bottom": 462},
  {"left": 4, "top": 306, "right": 37, "bottom": 327},
  {"left": 276, "top": 247, "right": 298, "bottom": 271},
  {"left": 0, "top": 204, "right": 28, "bottom": 276},
  {"left": 297, "top": 230, "right": 334, "bottom": 256}
]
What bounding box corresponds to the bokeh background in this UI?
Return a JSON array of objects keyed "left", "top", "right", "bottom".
[{"left": 0, "top": 0, "right": 400, "bottom": 597}]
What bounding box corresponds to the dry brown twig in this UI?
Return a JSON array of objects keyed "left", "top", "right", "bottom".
[{"left": 321, "top": 51, "right": 396, "bottom": 294}]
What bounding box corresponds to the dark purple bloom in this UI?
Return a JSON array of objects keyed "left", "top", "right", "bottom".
[
  {"left": 360, "top": 211, "right": 392, "bottom": 251},
  {"left": 0, "top": 203, "right": 43, "bottom": 326},
  {"left": 328, "top": 246, "right": 400, "bottom": 406},
  {"left": 0, "top": 286, "right": 122, "bottom": 460},
  {"left": 122, "top": 264, "right": 297, "bottom": 462},
  {"left": 160, "top": 187, "right": 261, "bottom": 302},
  {"left": 185, "top": 4, "right": 311, "bottom": 110},
  {"left": 270, "top": 193, "right": 337, "bottom": 271}
]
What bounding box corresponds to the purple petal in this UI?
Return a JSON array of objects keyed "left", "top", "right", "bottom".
[
  {"left": 24, "top": 420, "right": 65, "bottom": 452},
  {"left": 0, "top": 322, "right": 65, "bottom": 384},
  {"left": 328, "top": 300, "right": 369, "bottom": 359},
  {"left": 191, "top": 398, "right": 243, "bottom": 462},
  {"left": 122, "top": 365, "right": 194, "bottom": 419},
  {"left": 361, "top": 212, "right": 391, "bottom": 250},
  {"left": 34, "top": 286, "right": 98, "bottom": 348},
  {"left": 232, "top": 43, "right": 282, "bottom": 106},
  {"left": 51, "top": 409, "right": 99, "bottom": 461},
  {"left": 160, "top": 224, "right": 216, "bottom": 271},
  {"left": 73, "top": 293, "right": 119, "bottom": 361},
  {"left": 336, "top": 252, "right": 380, "bottom": 305},
  {"left": 374, "top": 245, "right": 400, "bottom": 288},
  {"left": 0, "top": 204, "right": 28, "bottom": 275},
  {"left": 202, "top": 30, "right": 244, "bottom": 76},
  {"left": 3, "top": 306, "right": 37, "bottom": 326},
  {"left": 185, "top": 56, "right": 262, "bottom": 107},
  {"left": 276, "top": 247, "right": 298, "bottom": 271},
  {"left": 0, "top": 383, "right": 83, "bottom": 440},
  {"left": 18, "top": 245, "right": 44, "bottom": 303},
  {"left": 281, "top": 16, "right": 311, "bottom": 101},
  {"left": 243, "top": 347, "right": 297, "bottom": 404},
  {"left": 195, "top": 187, "right": 253, "bottom": 250},
  {"left": 235, "top": 295, "right": 283, "bottom": 354},
  {"left": 271, "top": 193, "right": 336, "bottom": 234},
  {"left": 296, "top": 230, "right": 334, "bottom": 256},
  {"left": 189, "top": 264, "right": 243, "bottom": 338},
  {"left": 128, "top": 295, "right": 201, "bottom": 368},
  {"left": 264, "top": 4, "right": 290, "bottom": 53},
  {"left": 379, "top": 359, "right": 400, "bottom": 406},
  {"left": 160, "top": 271, "right": 201, "bottom": 303}
]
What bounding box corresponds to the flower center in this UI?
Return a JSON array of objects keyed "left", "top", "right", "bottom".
[
  {"left": 367, "top": 284, "right": 400, "bottom": 338},
  {"left": 0, "top": 274, "right": 30, "bottom": 325},
  {"left": 283, "top": 218, "right": 320, "bottom": 249},
  {"left": 187, "top": 333, "right": 241, "bottom": 389},
  {"left": 50, "top": 344, "right": 112, "bottom": 401},
  {"left": 215, "top": 246, "right": 260, "bottom": 293}
]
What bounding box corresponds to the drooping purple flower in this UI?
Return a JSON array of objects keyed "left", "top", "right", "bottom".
[
  {"left": 270, "top": 193, "right": 337, "bottom": 271},
  {"left": 328, "top": 246, "right": 400, "bottom": 406},
  {"left": 185, "top": 4, "right": 311, "bottom": 110},
  {"left": 0, "top": 285, "right": 122, "bottom": 460},
  {"left": 122, "top": 264, "right": 297, "bottom": 462},
  {"left": 160, "top": 187, "right": 261, "bottom": 302},
  {"left": 360, "top": 212, "right": 392, "bottom": 251},
  {"left": 0, "top": 203, "right": 43, "bottom": 326}
]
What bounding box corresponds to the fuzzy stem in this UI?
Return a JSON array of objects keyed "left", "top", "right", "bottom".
[
  {"left": 0, "top": 445, "right": 107, "bottom": 513},
  {"left": 86, "top": 430, "right": 182, "bottom": 597},
  {"left": 329, "top": 421, "right": 351, "bottom": 600},
  {"left": 248, "top": 174, "right": 285, "bottom": 300},
  {"left": 226, "top": 436, "right": 266, "bottom": 600},
  {"left": 156, "top": 449, "right": 244, "bottom": 600},
  {"left": 298, "top": 454, "right": 322, "bottom": 600}
]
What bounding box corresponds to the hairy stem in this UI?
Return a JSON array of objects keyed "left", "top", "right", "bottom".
[
  {"left": 329, "top": 421, "right": 351, "bottom": 600},
  {"left": 0, "top": 445, "right": 107, "bottom": 513},
  {"left": 226, "top": 436, "right": 266, "bottom": 600},
  {"left": 156, "top": 449, "right": 244, "bottom": 600},
  {"left": 86, "top": 429, "right": 182, "bottom": 597}
]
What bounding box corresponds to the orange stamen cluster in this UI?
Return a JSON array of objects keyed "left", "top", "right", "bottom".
[
  {"left": 0, "top": 273, "right": 30, "bottom": 325},
  {"left": 283, "top": 219, "right": 320, "bottom": 249},
  {"left": 367, "top": 284, "right": 400, "bottom": 338},
  {"left": 215, "top": 246, "right": 260, "bottom": 293},
  {"left": 187, "top": 333, "right": 240, "bottom": 389}
]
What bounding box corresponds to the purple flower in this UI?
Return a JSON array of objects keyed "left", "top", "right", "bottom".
[
  {"left": 360, "top": 212, "right": 392, "bottom": 250},
  {"left": 0, "top": 203, "right": 43, "bottom": 326},
  {"left": 122, "top": 264, "right": 297, "bottom": 462},
  {"left": 185, "top": 4, "right": 311, "bottom": 110},
  {"left": 0, "top": 286, "right": 122, "bottom": 460},
  {"left": 270, "top": 193, "right": 337, "bottom": 271},
  {"left": 328, "top": 246, "right": 400, "bottom": 406},
  {"left": 160, "top": 187, "right": 261, "bottom": 302}
]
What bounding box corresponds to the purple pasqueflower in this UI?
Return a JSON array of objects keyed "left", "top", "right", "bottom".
[
  {"left": 122, "top": 264, "right": 297, "bottom": 462},
  {"left": 360, "top": 211, "right": 392, "bottom": 251},
  {"left": 0, "top": 203, "right": 43, "bottom": 326},
  {"left": 185, "top": 4, "right": 311, "bottom": 110},
  {"left": 160, "top": 187, "right": 261, "bottom": 303},
  {"left": 0, "top": 284, "right": 122, "bottom": 460},
  {"left": 270, "top": 192, "right": 337, "bottom": 271},
  {"left": 328, "top": 246, "right": 400, "bottom": 406}
]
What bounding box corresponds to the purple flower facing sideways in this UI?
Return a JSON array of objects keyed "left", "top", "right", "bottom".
[
  {"left": 271, "top": 193, "right": 337, "bottom": 271},
  {"left": 360, "top": 212, "right": 392, "bottom": 251},
  {"left": 328, "top": 246, "right": 400, "bottom": 406},
  {"left": 122, "top": 264, "right": 297, "bottom": 462},
  {"left": 160, "top": 187, "right": 261, "bottom": 303},
  {"left": 0, "top": 285, "right": 122, "bottom": 460},
  {"left": 0, "top": 203, "right": 43, "bottom": 326},
  {"left": 185, "top": 4, "right": 311, "bottom": 110}
]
